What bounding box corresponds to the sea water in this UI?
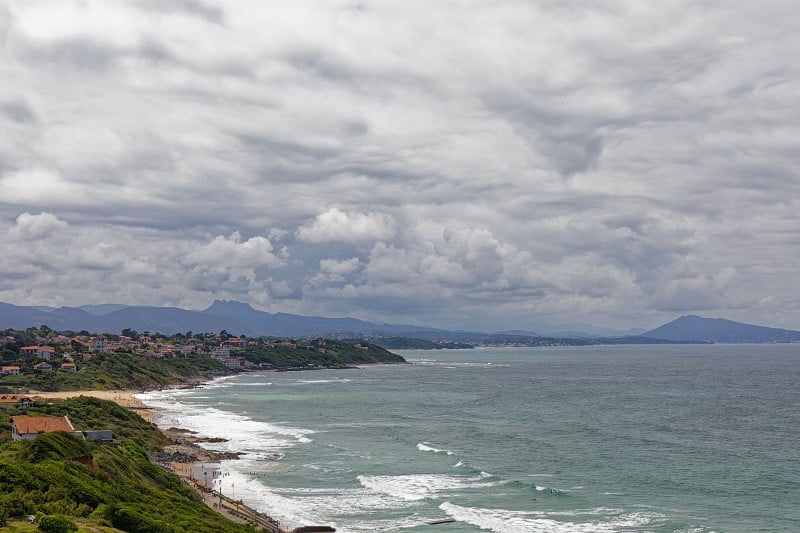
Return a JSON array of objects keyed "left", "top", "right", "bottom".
[{"left": 138, "top": 345, "right": 800, "bottom": 532}]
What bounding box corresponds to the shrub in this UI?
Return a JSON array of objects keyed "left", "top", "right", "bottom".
[{"left": 37, "top": 513, "right": 78, "bottom": 533}]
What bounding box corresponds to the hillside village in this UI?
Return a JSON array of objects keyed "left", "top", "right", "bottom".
[
  {"left": 0, "top": 326, "right": 402, "bottom": 388},
  {"left": 0, "top": 326, "right": 317, "bottom": 378}
]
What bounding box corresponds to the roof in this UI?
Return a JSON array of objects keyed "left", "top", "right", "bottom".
[
  {"left": 0, "top": 394, "right": 31, "bottom": 404},
  {"left": 11, "top": 415, "right": 74, "bottom": 434},
  {"left": 38, "top": 346, "right": 55, "bottom": 352}
]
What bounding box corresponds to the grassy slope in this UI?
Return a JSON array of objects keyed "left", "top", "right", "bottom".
[
  {"left": 0, "top": 353, "right": 227, "bottom": 392},
  {"left": 0, "top": 397, "right": 254, "bottom": 533},
  {"left": 235, "top": 339, "right": 405, "bottom": 368}
]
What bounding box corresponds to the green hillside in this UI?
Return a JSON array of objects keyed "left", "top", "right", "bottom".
[
  {"left": 0, "top": 353, "right": 227, "bottom": 393},
  {"left": 235, "top": 339, "right": 405, "bottom": 368},
  {"left": 0, "top": 397, "right": 254, "bottom": 532}
]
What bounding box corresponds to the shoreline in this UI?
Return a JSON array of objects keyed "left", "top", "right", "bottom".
[
  {"left": 29, "top": 384, "right": 295, "bottom": 531},
  {"left": 28, "top": 370, "right": 349, "bottom": 532}
]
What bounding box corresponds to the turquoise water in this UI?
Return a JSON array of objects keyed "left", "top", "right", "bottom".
[{"left": 140, "top": 345, "right": 800, "bottom": 532}]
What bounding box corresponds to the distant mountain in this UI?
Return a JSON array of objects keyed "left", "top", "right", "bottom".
[
  {"left": 78, "top": 304, "right": 131, "bottom": 315},
  {"left": 644, "top": 315, "right": 800, "bottom": 343},
  {"left": 0, "top": 299, "right": 443, "bottom": 338},
  {"left": 4, "top": 300, "right": 798, "bottom": 344}
]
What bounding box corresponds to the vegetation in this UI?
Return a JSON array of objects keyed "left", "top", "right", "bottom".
[
  {"left": 234, "top": 339, "right": 405, "bottom": 368},
  {"left": 0, "top": 352, "right": 227, "bottom": 393},
  {"left": 0, "top": 397, "right": 254, "bottom": 533},
  {"left": 367, "top": 337, "right": 474, "bottom": 350}
]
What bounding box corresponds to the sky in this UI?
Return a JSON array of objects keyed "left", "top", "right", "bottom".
[{"left": 1, "top": 0, "right": 799, "bottom": 333}]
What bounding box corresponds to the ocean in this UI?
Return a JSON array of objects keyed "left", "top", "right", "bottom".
[{"left": 138, "top": 345, "right": 800, "bottom": 532}]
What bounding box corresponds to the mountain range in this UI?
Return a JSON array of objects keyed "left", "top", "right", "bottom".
[{"left": 1, "top": 300, "right": 799, "bottom": 343}]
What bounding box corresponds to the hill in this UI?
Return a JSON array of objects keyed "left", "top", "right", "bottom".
[
  {"left": 0, "top": 396, "right": 255, "bottom": 532},
  {"left": 643, "top": 315, "right": 800, "bottom": 343}
]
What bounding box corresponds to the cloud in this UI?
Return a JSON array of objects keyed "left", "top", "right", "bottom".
[
  {"left": 1, "top": 1, "right": 799, "bottom": 331},
  {"left": 8, "top": 212, "right": 69, "bottom": 240},
  {"left": 297, "top": 208, "right": 397, "bottom": 243},
  {"left": 184, "top": 232, "right": 279, "bottom": 268}
]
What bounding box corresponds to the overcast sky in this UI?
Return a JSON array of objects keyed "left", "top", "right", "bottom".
[{"left": 1, "top": 0, "right": 799, "bottom": 333}]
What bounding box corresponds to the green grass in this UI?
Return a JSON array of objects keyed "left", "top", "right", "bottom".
[
  {"left": 0, "top": 398, "right": 255, "bottom": 533},
  {"left": 0, "top": 353, "right": 227, "bottom": 392}
]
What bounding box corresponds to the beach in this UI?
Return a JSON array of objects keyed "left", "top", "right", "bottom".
[{"left": 28, "top": 389, "right": 156, "bottom": 421}]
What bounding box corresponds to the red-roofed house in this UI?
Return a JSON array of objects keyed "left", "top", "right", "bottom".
[
  {"left": 21, "top": 346, "right": 39, "bottom": 354},
  {"left": 37, "top": 346, "right": 56, "bottom": 360},
  {"left": 224, "top": 338, "right": 246, "bottom": 347},
  {"left": 0, "top": 394, "right": 33, "bottom": 407},
  {"left": 34, "top": 362, "right": 52, "bottom": 372},
  {"left": 61, "top": 363, "right": 77, "bottom": 372},
  {"left": 11, "top": 415, "right": 75, "bottom": 440},
  {"left": 1, "top": 365, "right": 21, "bottom": 376}
]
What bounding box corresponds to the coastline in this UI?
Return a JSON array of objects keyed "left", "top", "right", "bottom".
[{"left": 30, "top": 384, "right": 294, "bottom": 531}]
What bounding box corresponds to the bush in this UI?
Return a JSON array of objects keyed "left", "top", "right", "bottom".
[{"left": 37, "top": 513, "right": 78, "bottom": 533}]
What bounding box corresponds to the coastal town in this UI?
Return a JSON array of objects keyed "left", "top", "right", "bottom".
[{"left": 0, "top": 326, "right": 301, "bottom": 377}]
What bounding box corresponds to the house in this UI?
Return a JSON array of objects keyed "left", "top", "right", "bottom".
[
  {"left": 37, "top": 346, "right": 56, "bottom": 360},
  {"left": 34, "top": 362, "right": 53, "bottom": 372},
  {"left": 51, "top": 335, "right": 72, "bottom": 345},
  {"left": 0, "top": 395, "right": 33, "bottom": 407},
  {"left": 157, "top": 347, "right": 175, "bottom": 358},
  {"left": 1, "top": 365, "right": 21, "bottom": 376},
  {"left": 21, "top": 346, "right": 39, "bottom": 355},
  {"left": 220, "top": 357, "right": 244, "bottom": 369},
  {"left": 224, "top": 338, "right": 246, "bottom": 348},
  {"left": 61, "top": 363, "right": 77, "bottom": 372},
  {"left": 88, "top": 339, "right": 107, "bottom": 353},
  {"left": 211, "top": 346, "right": 231, "bottom": 358},
  {"left": 11, "top": 415, "right": 76, "bottom": 440}
]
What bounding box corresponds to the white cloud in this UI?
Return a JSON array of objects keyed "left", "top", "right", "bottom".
[
  {"left": 184, "top": 232, "right": 278, "bottom": 268},
  {"left": 8, "top": 211, "right": 69, "bottom": 240},
  {"left": 320, "top": 257, "right": 359, "bottom": 276},
  {"left": 297, "top": 208, "right": 396, "bottom": 243}
]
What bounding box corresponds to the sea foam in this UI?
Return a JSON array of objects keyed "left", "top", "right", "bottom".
[
  {"left": 416, "top": 442, "right": 456, "bottom": 455},
  {"left": 439, "top": 502, "right": 662, "bottom": 533},
  {"left": 358, "top": 473, "right": 499, "bottom": 502}
]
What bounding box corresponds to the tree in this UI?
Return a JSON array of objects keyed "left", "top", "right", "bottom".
[{"left": 37, "top": 514, "right": 78, "bottom": 533}]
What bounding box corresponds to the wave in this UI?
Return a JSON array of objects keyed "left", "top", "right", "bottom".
[
  {"left": 416, "top": 442, "right": 456, "bottom": 455},
  {"left": 297, "top": 379, "right": 352, "bottom": 384},
  {"left": 440, "top": 502, "right": 665, "bottom": 533},
  {"left": 406, "top": 359, "right": 511, "bottom": 368},
  {"left": 137, "top": 391, "right": 315, "bottom": 458},
  {"left": 357, "top": 473, "right": 500, "bottom": 502}
]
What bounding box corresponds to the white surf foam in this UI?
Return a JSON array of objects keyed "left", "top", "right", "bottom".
[
  {"left": 297, "top": 379, "right": 352, "bottom": 384},
  {"left": 137, "top": 389, "right": 315, "bottom": 459},
  {"left": 357, "top": 473, "right": 499, "bottom": 502},
  {"left": 416, "top": 442, "right": 456, "bottom": 455},
  {"left": 440, "top": 502, "right": 663, "bottom": 533}
]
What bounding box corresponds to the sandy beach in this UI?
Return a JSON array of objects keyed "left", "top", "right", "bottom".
[{"left": 29, "top": 389, "right": 156, "bottom": 422}]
